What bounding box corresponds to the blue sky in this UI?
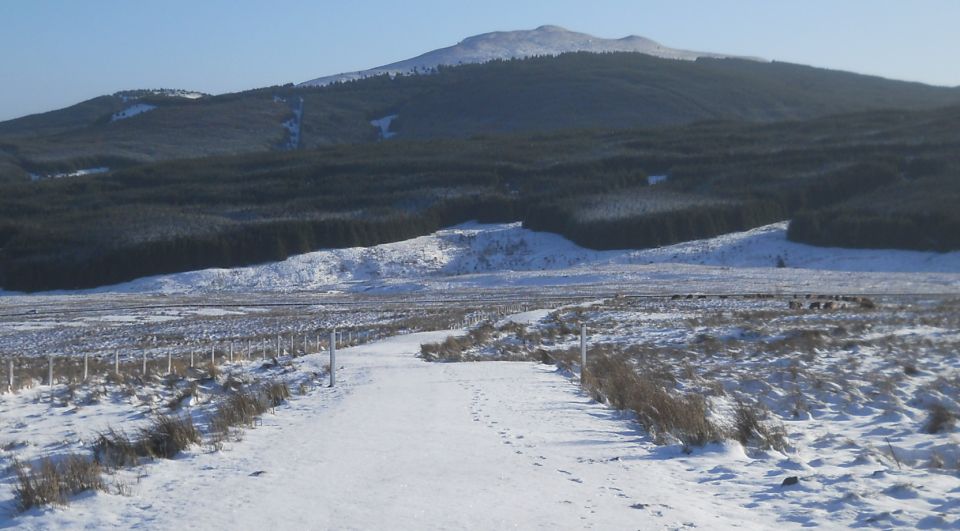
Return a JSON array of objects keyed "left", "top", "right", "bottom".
[{"left": 1, "top": 0, "right": 957, "bottom": 121}]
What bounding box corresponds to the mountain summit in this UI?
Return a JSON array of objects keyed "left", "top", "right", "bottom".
[{"left": 299, "top": 25, "right": 757, "bottom": 86}]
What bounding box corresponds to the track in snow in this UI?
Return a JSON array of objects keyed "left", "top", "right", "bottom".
[{"left": 23, "top": 330, "right": 767, "bottom": 529}]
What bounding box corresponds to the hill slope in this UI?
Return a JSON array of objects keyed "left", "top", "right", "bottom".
[
  {"left": 1, "top": 104, "right": 958, "bottom": 292},
  {"left": 1, "top": 49, "right": 958, "bottom": 176},
  {"left": 299, "top": 25, "right": 755, "bottom": 86},
  {"left": 57, "top": 222, "right": 959, "bottom": 295}
]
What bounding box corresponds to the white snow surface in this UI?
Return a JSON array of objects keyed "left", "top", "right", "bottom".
[
  {"left": 29, "top": 167, "right": 110, "bottom": 182},
  {"left": 33, "top": 221, "right": 958, "bottom": 297},
  {"left": 0, "top": 331, "right": 791, "bottom": 529},
  {"left": 370, "top": 114, "right": 398, "bottom": 139},
  {"left": 110, "top": 103, "right": 157, "bottom": 122},
  {"left": 7, "top": 321, "right": 957, "bottom": 529},
  {"left": 299, "top": 25, "right": 762, "bottom": 87}
]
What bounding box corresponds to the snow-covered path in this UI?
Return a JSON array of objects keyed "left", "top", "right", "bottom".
[{"left": 23, "top": 330, "right": 772, "bottom": 530}]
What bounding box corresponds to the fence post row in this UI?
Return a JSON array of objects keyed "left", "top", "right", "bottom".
[
  {"left": 329, "top": 329, "right": 337, "bottom": 387},
  {"left": 580, "top": 323, "right": 587, "bottom": 386}
]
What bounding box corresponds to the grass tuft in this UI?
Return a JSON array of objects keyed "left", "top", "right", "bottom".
[{"left": 13, "top": 455, "right": 104, "bottom": 512}]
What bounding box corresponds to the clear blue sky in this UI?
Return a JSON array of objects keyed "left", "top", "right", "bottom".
[{"left": 1, "top": 0, "right": 957, "bottom": 121}]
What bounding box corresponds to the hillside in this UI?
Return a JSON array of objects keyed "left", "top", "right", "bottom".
[
  {"left": 1, "top": 105, "right": 958, "bottom": 292},
  {"left": 40, "top": 221, "right": 955, "bottom": 296},
  {"left": 1, "top": 51, "right": 958, "bottom": 177},
  {"left": 298, "top": 25, "right": 753, "bottom": 86}
]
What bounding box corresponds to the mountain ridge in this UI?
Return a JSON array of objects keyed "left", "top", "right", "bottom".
[{"left": 298, "top": 25, "right": 762, "bottom": 86}]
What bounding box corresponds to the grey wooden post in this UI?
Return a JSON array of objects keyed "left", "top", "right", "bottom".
[
  {"left": 276, "top": 335, "right": 281, "bottom": 357},
  {"left": 8, "top": 358, "right": 13, "bottom": 391},
  {"left": 83, "top": 352, "right": 89, "bottom": 381},
  {"left": 317, "top": 334, "right": 321, "bottom": 352},
  {"left": 329, "top": 330, "right": 336, "bottom": 387},
  {"left": 167, "top": 351, "right": 173, "bottom": 375},
  {"left": 191, "top": 350, "right": 195, "bottom": 367},
  {"left": 48, "top": 356, "right": 54, "bottom": 387},
  {"left": 115, "top": 351, "right": 119, "bottom": 375},
  {"left": 142, "top": 351, "right": 147, "bottom": 376},
  {"left": 580, "top": 323, "right": 587, "bottom": 386},
  {"left": 210, "top": 345, "right": 215, "bottom": 366},
  {"left": 229, "top": 342, "right": 234, "bottom": 363},
  {"left": 304, "top": 334, "right": 308, "bottom": 354}
]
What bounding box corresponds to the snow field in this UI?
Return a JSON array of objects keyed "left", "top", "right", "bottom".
[
  {"left": 422, "top": 295, "right": 960, "bottom": 528},
  {"left": 17, "top": 221, "right": 959, "bottom": 296},
  {"left": 1, "top": 295, "right": 958, "bottom": 528}
]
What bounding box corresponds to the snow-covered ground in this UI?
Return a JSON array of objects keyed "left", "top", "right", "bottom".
[
  {"left": 299, "top": 25, "right": 762, "bottom": 87},
  {"left": 28, "top": 167, "right": 110, "bottom": 182},
  {"left": 370, "top": 114, "right": 398, "bottom": 139},
  {"left": 15, "top": 221, "right": 955, "bottom": 297},
  {"left": 1, "top": 221, "right": 958, "bottom": 528},
  {"left": 110, "top": 103, "right": 157, "bottom": 122},
  {"left": 3, "top": 299, "right": 957, "bottom": 529},
  {"left": 278, "top": 96, "right": 304, "bottom": 150}
]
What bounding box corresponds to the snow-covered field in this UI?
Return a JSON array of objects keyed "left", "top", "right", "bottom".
[
  {"left": 1, "top": 222, "right": 958, "bottom": 528},
  {"left": 2, "top": 295, "right": 958, "bottom": 528}
]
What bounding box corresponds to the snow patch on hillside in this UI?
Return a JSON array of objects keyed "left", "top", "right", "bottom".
[
  {"left": 370, "top": 114, "right": 398, "bottom": 139},
  {"left": 299, "top": 25, "right": 763, "bottom": 87},
  {"left": 44, "top": 221, "right": 960, "bottom": 296},
  {"left": 278, "top": 96, "right": 304, "bottom": 149},
  {"left": 29, "top": 167, "right": 109, "bottom": 182},
  {"left": 111, "top": 103, "right": 157, "bottom": 121}
]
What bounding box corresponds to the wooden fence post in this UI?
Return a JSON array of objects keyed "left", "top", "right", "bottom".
[
  {"left": 329, "top": 330, "right": 336, "bottom": 387},
  {"left": 580, "top": 323, "right": 587, "bottom": 386},
  {"left": 83, "top": 352, "right": 89, "bottom": 381},
  {"left": 48, "top": 355, "right": 54, "bottom": 387},
  {"left": 142, "top": 351, "right": 147, "bottom": 376},
  {"left": 167, "top": 351, "right": 173, "bottom": 375},
  {"left": 115, "top": 351, "right": 119, "bottom": 375},
  {"left": 7, "top": 358, "right": 13, "bottom": 391}
]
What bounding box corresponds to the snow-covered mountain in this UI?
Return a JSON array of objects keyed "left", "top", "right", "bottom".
[{"left": 299, "top": 25, "right": 759, "bottom": 87}]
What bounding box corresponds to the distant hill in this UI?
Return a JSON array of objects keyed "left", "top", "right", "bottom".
[
  {"left": 298, "top": 25, "right": 757, "bottom": 86},
  {"left": 1, "top": 50, "right": 958, "bottom": 179},
  {"left": 1, "top": 104, "right": 958, "bottom": 292}
]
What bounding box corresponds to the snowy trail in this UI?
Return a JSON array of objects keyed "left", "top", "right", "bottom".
[{"left": 22, "top": 330, "right": 772, "bottom": 530}]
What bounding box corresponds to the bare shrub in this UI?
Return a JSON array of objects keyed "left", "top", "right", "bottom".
[
  {"left": 138, "top": 415, "right": 201, "bottom": 459},
  {"left": 167, "top": 384, "right": 198, "bottom": 410},
  {"left": 263, "top": 381, "right": 291, "bottom": 407},
  {"left": 94, "top": 415, "right": 199, "bottom": 467},
  {"left": 14, "top": 455, "right": 104, "bottom": 512},
  {"left": 925, "top": 404, "right": 957, "bottom": 434},
  {"left": 209, "top": 381, "right": 292, "bottom": 437},
  {"left": 585, "top": 355, "right": 722, "bottom": 447},
  {"left": 733, "top": 401, "right": 788, "bottom": 451},
  {"left": 93, "top": 429, "right": 140, "bottom": 468}
]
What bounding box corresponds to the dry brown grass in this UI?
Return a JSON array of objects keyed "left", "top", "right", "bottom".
[
  {"left": 584, "top": 355, "right": 722, "bottom": 447},
  {"left": 210, "top": 380, "right": 290, "bottom": 438},
  {"left": 733, "top": 400, "right": 788, "bottom": 451},
  {"left": 13, "top": 455, "right": 105, "bottom": 512},
  {"left": 93, "top": 415, "right": 200, "bottom": 468},
  {"left": 925, "top": 404, "right": 957, "bottom": 434}
]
